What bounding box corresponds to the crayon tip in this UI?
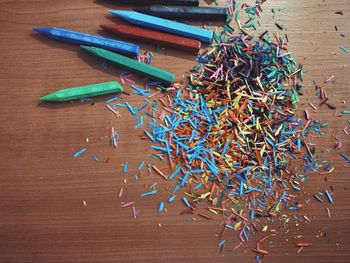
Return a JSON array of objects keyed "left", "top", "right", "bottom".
[
  {"left": 40, "top": 94, "right": 56, "bottom": 102},
  {"left": 80, "top": 45, "right": 94, "bottom": 52},
  {"left": 99, "top": 24, "right": 109, "bottom": 30},
  {"left": 33, "top": 28, "right": 51, "bottom": 36},
  {"left": 108, "top": 10, "right": 117, "bottom": 15},
  {"left": 109, "top": 11, "right": 141, "bottom": 25},
  {"left": 108, "top": 10, "right": 130, "bottom": 17}
]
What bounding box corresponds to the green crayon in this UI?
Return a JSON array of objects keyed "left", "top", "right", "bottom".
[
  {"left": 81, "top": 45, "right": 175, "bottom": 85},
  {"left": 40, "top": 81, "right": 123, "bottom": 102}
]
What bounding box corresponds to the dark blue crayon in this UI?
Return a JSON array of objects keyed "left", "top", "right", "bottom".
[
  {"left": 33, "top": 27, "right": 139, "bottom": 57},
  {"left": 109, "top": 0, "right": 199, "bottom": 6},
  {"left": 134, "top": 5, "right": 228, "bottom": 20}
]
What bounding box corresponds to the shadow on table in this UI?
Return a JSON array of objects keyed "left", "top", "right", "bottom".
[
  {"left": 77, "top": 49, "right": 128, "bottom": 79},
  {"left": 31, "top": 33, "right": 78, "bottom": 53},
  {"left": 37, "top": 93, "right": 119, "bottom": 109},
  {"left": 93, "top": 0, "right": 130, "bottom": 9}
]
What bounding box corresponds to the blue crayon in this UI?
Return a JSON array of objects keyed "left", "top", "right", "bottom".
[
  {"left": 109, "top": 11, "right": 213, "bottom": 43},
  {"left": 33, "top": 27, "right": 139, "bottom": 57}
]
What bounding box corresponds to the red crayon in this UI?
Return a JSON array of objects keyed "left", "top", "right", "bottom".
[{"left": 100, "top": 24, "right": 201, "bottom": 53}]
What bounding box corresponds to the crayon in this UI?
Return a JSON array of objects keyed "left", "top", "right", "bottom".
[
  {"left": 81, "top": 46, "right": 175, "bottom": 85},
  {"left": 33, "top": 27, "right": 139, "bottom": 57},
  {"left": 40, "top": 81, "right": 123, "bottom": 102},
  {"left": 100, "top": 24, "right": 201, "bottom": 53},
  {"left": 134, "top": 5, "right": 228, "bottom": 20},
  {"left": 108, "top": 0, "right": 199, "bottom": 6},
  {"left": 109, "top": 10, "right": 213, "bottom": 43}
]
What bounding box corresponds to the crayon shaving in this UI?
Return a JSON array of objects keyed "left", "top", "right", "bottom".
[
  {"left": 121, "top": 201, "right": 134, "bottom": 208},
  {"left": 91, "top": 155, "right": 99, "bottom": 161},
  {"left": 296, "top": 242, "right": 312, "bottom": 254},
  {"left": 106, "top": 104, "right": 120, "bottom": 116},
  {"left": 111, "top": 127, "right": 119, "bottom": 148},
  {"left": 119, "top": 188, "right": 123, "bottom": 198},
  {"left": 120, "top": 71, "right": 135, "bottom": 85},
  {"left": 123, "top": 162, "right": 128, "bottom": 173},
  {"left": 105, "top": 95, "right": 119, "bottom": 103},
  {"left": 73, "top": 148, "right": 87, "bottom": 158},
  {"left": 339, "top": 46, "right": 349, "bottom": 53},
  {"left": 140, "top": 190, "right": 157, "bottom": 198},
  {"left": 131, "top": 84, "right": 150, "bottom": 96},
  {"left": 138, "top": 51, "right": 154, "bottom": 65},
  {"left": 158, "top": 202, "right": 164, "bottom": 213}
]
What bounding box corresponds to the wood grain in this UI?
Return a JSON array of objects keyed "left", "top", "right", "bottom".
[{"left": 0, "top": 0, "right": 349, "bottom": 262}]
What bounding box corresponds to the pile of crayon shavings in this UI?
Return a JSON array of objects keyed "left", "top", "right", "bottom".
[
  {"left": 135, "top": 19, "right": 330, "bottom": 256},
  {"left": 72, "top": 3, "right": 339, "bottom": 259}
]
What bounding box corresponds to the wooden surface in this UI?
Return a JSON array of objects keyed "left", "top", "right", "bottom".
[{"left": 0, "top": 0, "right": 349, "bottom": 262}]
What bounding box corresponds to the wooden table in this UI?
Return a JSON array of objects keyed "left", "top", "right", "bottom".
[{"left": 0, "top": 0, "right": 349, "bottom": 262}]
